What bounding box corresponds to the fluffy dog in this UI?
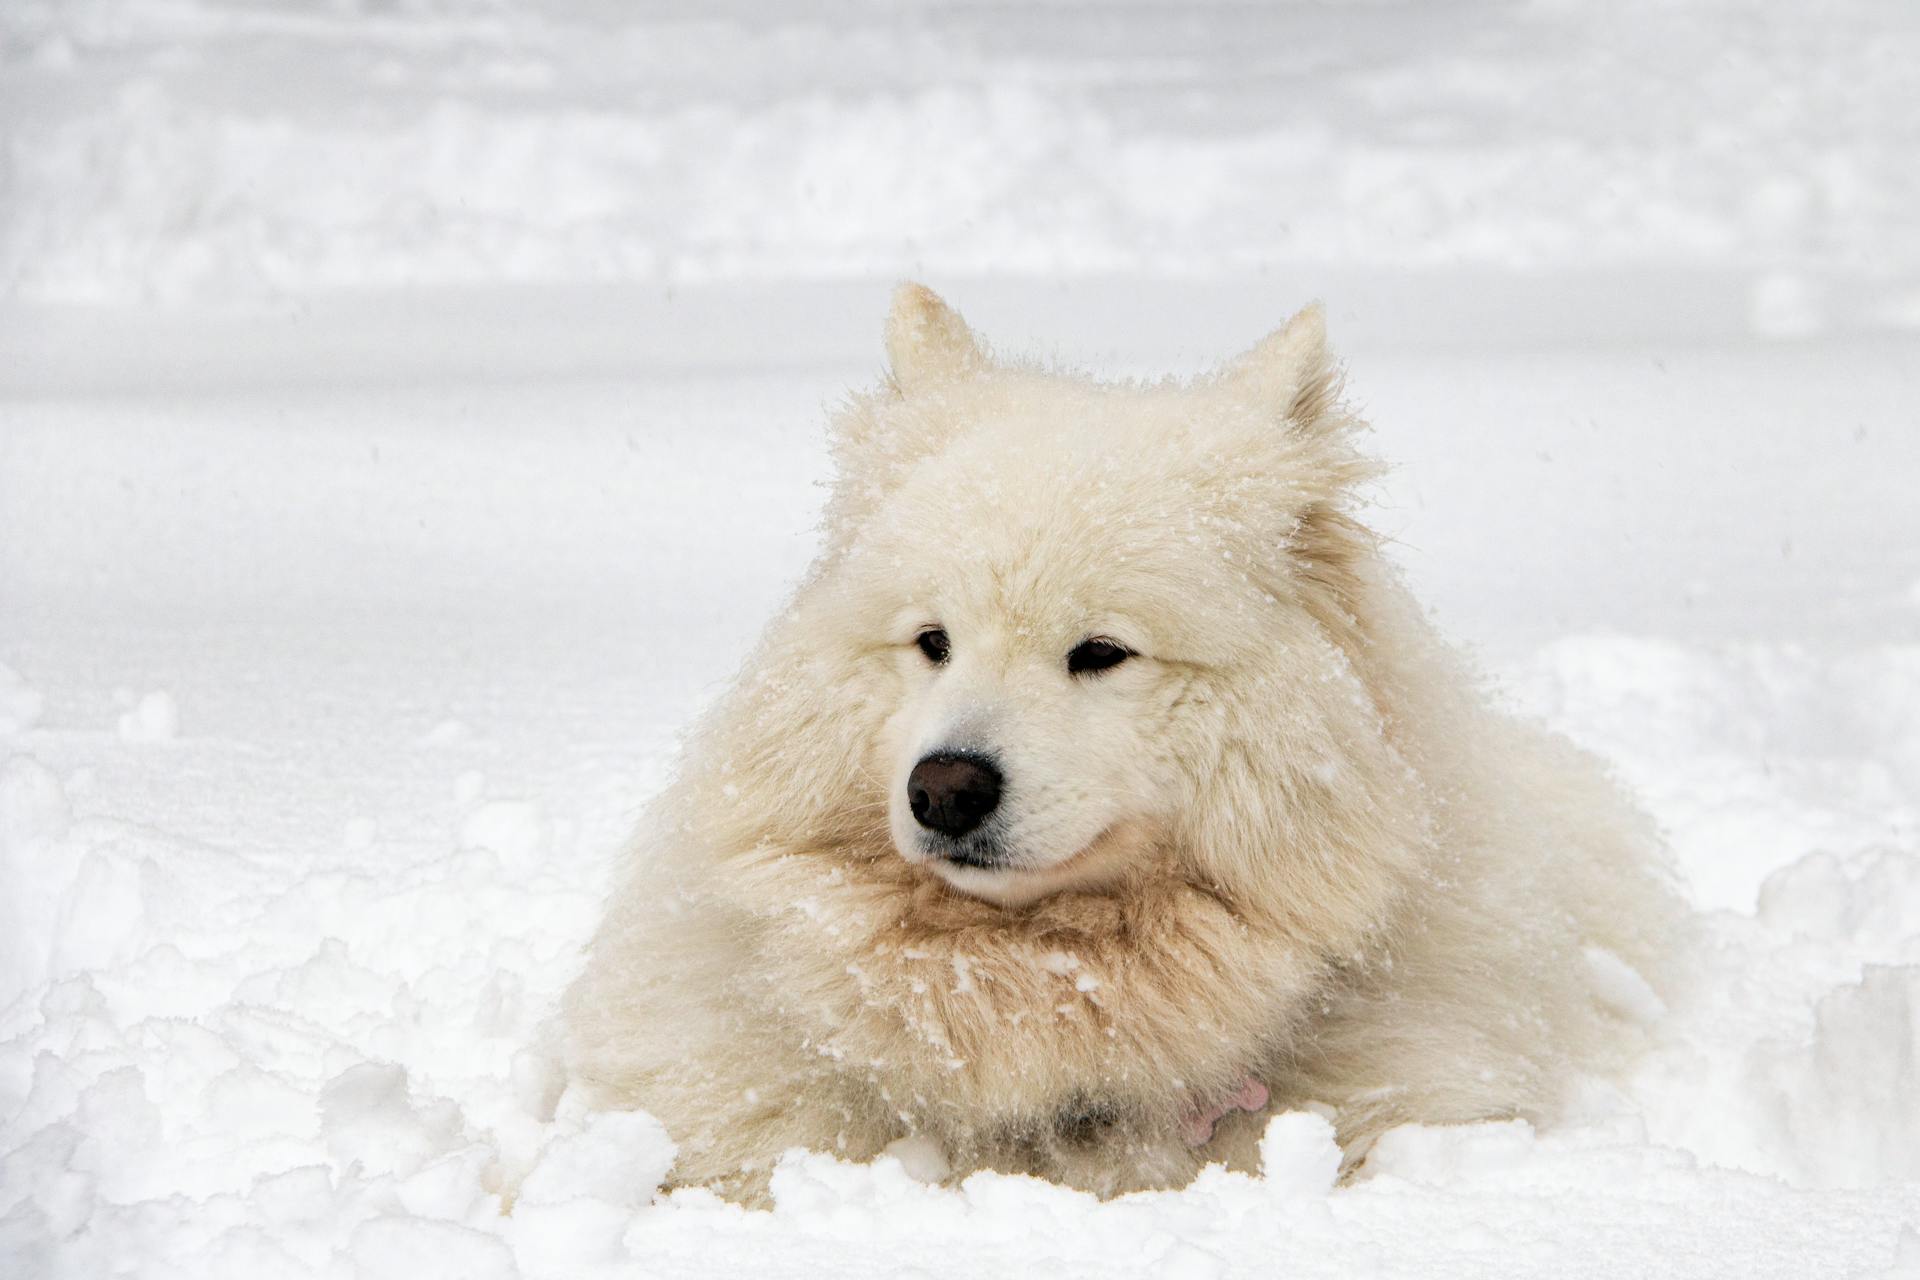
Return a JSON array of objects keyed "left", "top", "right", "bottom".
[{"left": 563, "top": 285, "right": 1679, "bottom": 1202}]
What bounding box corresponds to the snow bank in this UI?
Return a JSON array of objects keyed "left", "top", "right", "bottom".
[
  {"left": 1512, "top": 638, "right": 1920, "bottom": 912},
  {"left": 4, "top": 0, "right": 1917, "bottom": 308}
]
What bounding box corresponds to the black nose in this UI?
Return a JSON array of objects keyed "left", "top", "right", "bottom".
[{"left": 907, "top": 752, "right": 1002, "bottom": 839}]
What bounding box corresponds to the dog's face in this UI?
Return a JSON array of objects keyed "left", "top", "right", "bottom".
[
  {"left": 870, "top": 506, "right": 1187, "bottom": 904},
  {"left": 824, "top": 286, "right": 1382, "bottom": 907}
]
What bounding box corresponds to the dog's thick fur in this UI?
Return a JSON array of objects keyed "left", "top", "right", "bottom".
[{"left": 564, "top": 286, "right": 1680, "bottom": 1202}]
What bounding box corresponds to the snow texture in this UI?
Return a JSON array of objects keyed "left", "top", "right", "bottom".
[{"left": 3, "top": 1, "right": 1919, "bottom": 1276}]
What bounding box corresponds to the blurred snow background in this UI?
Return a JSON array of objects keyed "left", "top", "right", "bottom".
[
  {"left": 3, "top": 0, "right": 1918, "bottom": 315},
  {"left": 3, "top": 2, "right": 1919, "bottom": 1277}
]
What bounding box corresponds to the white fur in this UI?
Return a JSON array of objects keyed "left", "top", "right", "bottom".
[{"left": 563, "top": 284, "right": 1683, "bottom": 1203}]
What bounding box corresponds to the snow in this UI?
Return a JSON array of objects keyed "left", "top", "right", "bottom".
[
  {"left": 115, "top": 691, "right": 178, "bottom": 745},
  {"left": 3, "top": 1, "right": 1920, "bottom": 1276},
  {"left": 5, "top": 0, "right": 1920, "bottom": 311}
]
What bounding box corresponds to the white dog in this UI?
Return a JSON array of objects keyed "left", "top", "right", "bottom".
[{"left": 563, "top": 285, "right": 1680, "bottom": 1202}]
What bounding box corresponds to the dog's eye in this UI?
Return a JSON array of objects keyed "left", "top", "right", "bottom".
[
  {"left": 1067, "top": 638, "right": 1131, "bottom": 675},
  {"left": 915, "top": 628, "right": 951, "bottom": 664}
]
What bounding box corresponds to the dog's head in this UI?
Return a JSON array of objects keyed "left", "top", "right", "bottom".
[{"left": 807, "top": 285, "right": 1420, "bottom": 912}]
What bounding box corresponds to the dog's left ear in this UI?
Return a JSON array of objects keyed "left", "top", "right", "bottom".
[
  {"left": 1219, "top": 303, "right": 1342, "bottom": 434},
  {"left": 885, "top": 282, "right": 990, "bottom": 392},
  {"left": 822, "top": 285, "right": 990, "bottom": 550}
]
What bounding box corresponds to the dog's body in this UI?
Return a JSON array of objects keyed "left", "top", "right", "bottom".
[{"left": 564, "top": 287, "right": 1679, "bottom": 1201}]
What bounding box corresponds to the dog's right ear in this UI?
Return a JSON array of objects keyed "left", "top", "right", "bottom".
[
  {"left": 1219, "top": 303, "right": 1341, "bottom": 436},
  {"left": 885, "top": 282, "right": 989, "bottom": 392}
]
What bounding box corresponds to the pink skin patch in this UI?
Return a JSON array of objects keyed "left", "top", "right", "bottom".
[{"left": 1182, "top": 1076, "right": 1270, "bottom": 1147}]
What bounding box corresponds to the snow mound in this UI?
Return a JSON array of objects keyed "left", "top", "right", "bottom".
[
  {"left": 0, "top": 664, "right": 42, "bottom": 735},
  {"left": 1750, "top": 963, "right": 1920, "bottom": 1189},
  {"left": 516, "top": 1108, "right": 675, "bottom": 1212},
  {"left": 116, "top": 691, "right": 179, "bottom": 744}
]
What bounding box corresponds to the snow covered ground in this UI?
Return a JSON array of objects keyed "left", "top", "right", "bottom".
[{"left": 4, "top": 2, "right": 1920, "bottom": 1277}]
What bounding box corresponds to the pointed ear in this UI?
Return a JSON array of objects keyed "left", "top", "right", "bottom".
[
  {"left": 1220, "top": 303, "right": 1341, "bottom": 430},
  {"left": 885, "top": 282, "right": 989, "bottom": 391}
]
